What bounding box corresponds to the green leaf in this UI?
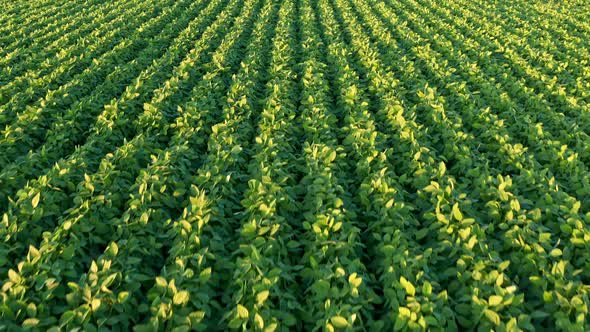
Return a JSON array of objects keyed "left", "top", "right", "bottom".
[
  {"left": 134, "top": 324, "right": 153, "bottom": 332},
  {"left": 173, "top": 326, "right": 190, "bottom": 332},
  {"left": 284, "top": 313, "right": 297, "bottom": 326},
  {"left": 287, "top": 240, "right": 299, "bottom": 248},
  {"left": 230, "top": 145, "right": 242, "bottom": 155},
  {"left": 330, "top": 316, "right": 349, "bottom": 328},
  {"left": 381, "top": 244, "right": 396, "bottom": 256},
  {"left": 60, "top": 311, "right": 75, "bottom": 326},
  {"left": 312, "top": 280, "right": 330, "bottom": 298},
  {"left": 415, "top": 228, "right": 429, "bottom": 240},
  {"left": 228, "top": 317, "right": 242, "bottom": 329},
  {"left": 394, "top": 317, "right": 407, "bottom": 331},
  {"left": 560, "top": 224, "right": 572, "bottom": 234},
  {"left": 531, "top": 310, "right": 550, "bottom": 319}
]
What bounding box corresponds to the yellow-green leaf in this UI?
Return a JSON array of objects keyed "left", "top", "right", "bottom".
[
  {"left": 264, "top": 322, "right": 278, "bottom": 332},
  {"left": 31, "top": 193, "right": 41, "bottom": 208},
  {"left": 237, "top": 304, "right": 249, "bottom": 319},
  {"left": 488, "top": 295, "right": 503, "bottom": 306},
  {"left": 422, "top": 282, "right": 432, "bottom": 296},
  {"left": 452, "top": 203, "right": 463, "bottom": 221},
  {"left": 257, "top": 290, "right": 270, "bottom": 304},
  {"left": 173, "top": 290, "right": 190, "bottom": 305},
  {"left": 399, "top": 307, "right": 411, "bottom": 318},
  {"left": 28, "top": 245, "right": 40, "bottom": 258},
  {"left": 325, "top": 322, "right": 335, "bottom": 332},
  {"left": 400, "top": 276, "right": 415, "bottom": 296},
  {"left": 91, "top": 298, "right": 101, "bottom": 311},
  {"left": 199, "top": 267, "right": 212, "bottom": 283},
  {"left": 8, "top": 269, "right": 20, "bottom": 283},
  {"left": 26, "top": 303, "right": 37, "bottom": 318},
  {"left": 118, "top": 291, "right": 129, "bottom": 303},
  {"left": 156, "top": 276, "right": 167, "bottom": 288},
  {"left": 330, "top": 316, "right": 349, "bottom": 328},
  {"left": 348, "top": 272, "right": 362, "bottom": 288},
  {"left": 254, "top": 313, "right": 264, "bottom": 329},
  {"left": 550, "top": 248, "right": 562, "bottom": 257},
  {"left": 107, "top": 242, "right": 119, "bottom": 256},
  {"left": 22, "top": 318, "right": 40, "bottom": 328},
  {"left": 484, "top": 309, "right": 500, "bottom": 326}
]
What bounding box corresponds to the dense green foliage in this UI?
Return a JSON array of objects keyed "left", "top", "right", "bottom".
[{"left": 1, "top": 0, "right": 589, "bottom": 330}]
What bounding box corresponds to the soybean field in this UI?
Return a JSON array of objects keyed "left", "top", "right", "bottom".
[{"left": 1, "top": 0, "right": 589, "bottom": 330}]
